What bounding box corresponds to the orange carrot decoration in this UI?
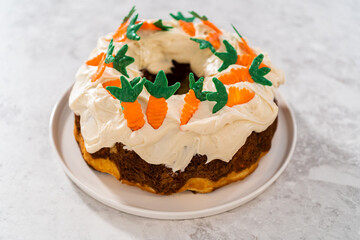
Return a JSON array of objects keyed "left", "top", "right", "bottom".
[
  {"left": 106, "top": 76, "right": 146, "bottom": 131},
  {"left": 144, "top": 70, "right": 180, "bottom": 129},
  {"left": 180, "top": 73, "right": 207, "bottom": 125},
  {"left": 180, "top": 89, "right": 200, "bottom": 125},
  {"left": 189, "top": 11, "right": 222, "bottom": 34},
  {"left": 112, "top": 22, "right": 129, "bottom": 42},
  {"left": 170, "top": 12, "right": 196, "bottom": 36},
  {"left": 102, "top": 79, "right": 121, "bottom": 99},
  {"left": 202, "top": 20, "right": 222, "bottom": 34},
  {"left": 206, "top": 78, "right": 255, "bottom": 112},
  {"left": 231, "top": 24, "right": 255, "bottom": 56},
  {"left": 218, "top": 67, "right": 253, "bottom": 85},
  {"left": 90, "top": 39, "right": 116, "bottom": 82},
  {"left": 91, "top": 54, "right": 107, "bottom": 82},
  {"left": 226, "top": 87, "right": 255, "bottom": 107},
  {"left": 136, "top": 19, "right": 173, "bottom": 31},
  {"left": 178, "top": 20, "right": 196, "bottom": 36},
  {"left": 86, "top": 52, "right": 106, "bottom": 66},
  {"left": 236, "top": 54, "right": 254, "bottom": 67},
  {"left": 112, "top": 6, "right": 136, "bottom": 42},
  {"left": 231, "top": 25, "right": 269, "bottom": 68},
  {"left": 189, "top": 11, "right": 222, "bottom": 49},
  {"left": 236, "top": 54, "right": 268, "bottom": 68},
  {"left": 219, "top": 54, "right": 272, "bottom": 86},
  {"left": 139, "top": 21, "right": 161, "bottom": 31},
  {"left": 205, "top": 32, "right": 221, "bottom": 49}
]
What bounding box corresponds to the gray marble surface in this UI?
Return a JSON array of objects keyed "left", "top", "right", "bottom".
[{"left": 1, "top": 0, "right": 359, "bottom": 239}]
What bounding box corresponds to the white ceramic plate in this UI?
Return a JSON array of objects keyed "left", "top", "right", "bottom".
[{"left": 50, "top": 86, "right": 296, "bottom": 220}]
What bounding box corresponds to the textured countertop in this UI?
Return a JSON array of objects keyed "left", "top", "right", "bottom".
[{"left": 1, "top": 0, "right": 359, "bottom": 239}]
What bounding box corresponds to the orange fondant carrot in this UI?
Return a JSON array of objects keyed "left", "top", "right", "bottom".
[
  {"left": 236, "top": 54, "right": 268, "bottom": 68},
  {"left": 226, "top": 87, "right": 255, "bottom": 107},
  {"left": 203, "top": 20, "right": 222, "bottom": 34},
  {"left": 144, "top": 70, "right": 180, "bottom": 129},
  {"left": 236, "top": 54, "right": 253, "bottom": 66},
  {"left": 90, "top": 54, "right": 114, "bottom": 82},
  {"left": 189, "top": 11, "right": 222, "bottom": 34},
  {"left": 205, "top": 32, "right": 221, "bottom": 49},
  {"left": 112, "top": 22, "right": 128, "bottom": 42},
  {"left": 103, "top": 79, "right": 121, "bottom": 88},
  {"left": 218, "top": 67, "right": 253, "bottom": 85},
  {"left": 180, "top": 89, "right": 201, "bottom": 125},
  {"left": 110, "top": 6, "right": 137, "bottom": 42},
  {"left": 121, "top": 100, "right": 145, "bottom": 130},
  {"left": 91, "top": 54, "right": 106, "bottom": 82},
  {"left": 106, "top": 76, "right": 146, "bottom": 131},
  {"left": 102, "top": 79, "right": 121, "bottom": 99},
  {"left": 237, "top": 39, "right": 255, "bottom": 56},
  {"left": 146, "top": 96, "right": 168, "bottom": 129},
  {"left": 139, "top": 21, "right": 161, "bottom": 31},
  {"left": 86, "top": 52, "right": 106, "bottom": 66},
  {"left": 179, "top": 20, "right": 196, "bottom": 36}
]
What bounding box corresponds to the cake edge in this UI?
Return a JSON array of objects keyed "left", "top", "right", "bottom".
[{"left": 74, "top": 120, "right": 268, "bottom": 195}]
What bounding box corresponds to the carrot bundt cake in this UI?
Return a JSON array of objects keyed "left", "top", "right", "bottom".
[{"left": 69, "top": 7, "right": 285, "bottom": 195}]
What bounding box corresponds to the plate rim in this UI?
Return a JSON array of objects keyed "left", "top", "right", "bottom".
[{"left": 49, "top": 85, "right": 297, "bottom": 220}]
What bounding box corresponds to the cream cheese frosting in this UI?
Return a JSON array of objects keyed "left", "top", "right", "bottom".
[{"left": 69, "top": 20, "right": 285, "bottom": 172}]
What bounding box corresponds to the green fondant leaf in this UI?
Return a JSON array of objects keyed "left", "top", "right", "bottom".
[
  {"left": 257, "top": 67, "right": 271, "bottom": 76},
  {"left": 130, "top": 76, "right": 141, "bottom": 87},
  {"left": 105, "top": 39, "right": 115, "bottom": 64},
  {"left": 189, "top": 11, "right": 208, "bottom": 21},
  {"left": 106, "top": 85, "right": 122, "bottom": 100},
  {"left": 249, "top": 54, "right": 272, "bottom": 86},
  {"left": 126, "top": 14, "right": 143, "bottom": 41},
  {"left": 122, "top": 6, "right": 136, "bottom": 24},
  {"left": 205, "top": 78, "right": 228, "bottom": 113},
  {"left": 113, "top": 44, "right": 135, "bottom": 78},
  {"left": 170, "top": 12, "right": 195, "bottom": 22},
  {"left": 214, "top": 40, "right": 238, "bottom": 72},
  {"left": 188, "top": 73, "right": 206, "bottom": 101},
  {"left": 153, "top": 19, "right": 173, "bottom": 31},
  {"left": 144, "top": 70, "right": 180, "bottom": 99},
  {"left": 231, "top": 24, "right": 243, "bottom": 39},
  {"left": 190, "top": 38, "right": 216, "bottom": 53},
  {"left": 106, "top": 76, "right": 145, "bottom": 103}
]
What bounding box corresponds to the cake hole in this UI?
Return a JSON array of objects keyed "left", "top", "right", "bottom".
[{"left": 140, "top": 60, "right": 202, "bottom": 95}]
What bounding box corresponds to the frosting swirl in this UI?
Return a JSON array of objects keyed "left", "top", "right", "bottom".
[{"left": 69, "top": 20, "right": 284, "bottom": 171}]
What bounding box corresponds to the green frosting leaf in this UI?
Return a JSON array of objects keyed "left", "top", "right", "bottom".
[
  {"left": 130, "top": 76, "right": 141, "bottom": 86},
  {"left": 153, "top": 19, "right": 173, "bottom": 31},
  {"left": 106, "top": 76, "right": 145, "bottom": 103},
  {"left": 214, "top": 40, "right": 238, "bottom": 72},
  {"left": 126, "top": 14, "right": 143, "bottom": 41},
  {"left": 122, "top": 6, "right": 136, "bottom": 24},
  {"left": 189, "top": 73, "right": 206, "bottom": 101},
  {"left": 104, "top": 39, "right": 115, "bottom": 64},
  {"left": 144, "top": 70, "right": 180, "bottom": 99},
  {"left": 205, "top": 78, "right": 228, "bottom": 113},
  {"left": 170, "top": 12, "right": 195, "bottom": 22},
  {"left": 231, "top": 24, "right": 243, "bottom": 39},
  {"left": 190, "top": 38, "right": 216, "bottom": 53},
  {"left": 189, "top": 11, "right": 208, "bottom": 21},
  {"left": 249, "top": 54, "right": 272, "bottom": 86},
  {"left": 113, "top": 44, "right": 135, "bottom": 78}
]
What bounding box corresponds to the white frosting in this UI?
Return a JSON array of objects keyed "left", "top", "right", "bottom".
[{"left": 69, "top": 21, "right": 285, "bottom": 172}]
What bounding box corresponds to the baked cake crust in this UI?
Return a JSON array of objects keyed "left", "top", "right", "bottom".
[{"left": 74, "top": 115, "right": 277, "bottom": 195}]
